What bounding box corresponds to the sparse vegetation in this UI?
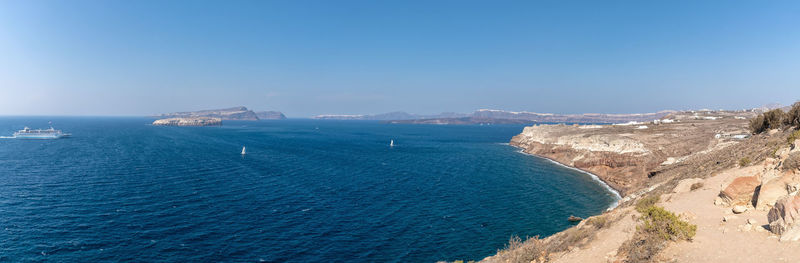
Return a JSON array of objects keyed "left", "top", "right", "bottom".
[
  {"left": 586, "top": 215, "right": 609, "bottom": 229},
  {"left": 619, "top": 195, "right": 696, "bottom": 262},
  {"left": 635, "top": 195, "right": 660, "bottom": 213},
  {"left": 750, "top": 109, "right": 785, "bottom": 134},
  {"left": 493, "top": 236, "right": 549, "bottom": 263},
  {"left": 545, "top": 227, "right": 592, "bottom": 253},
  {"left": 639, "top": 206, "right": 696, "bottom": 241},
  {"left": 749, "top": 115, "right": 767, "bottom": 134},
  {"left": 784, "top": 102, "right": 800, "bottom": 128},
  {"left": 490, "top": 213, "right": 618, "bottom": 263},
  {"left": 788, "top": 130, "right": 800, "bottom": 145},
  {"left": 690, "top": 182, "right": 704, "bottom": 191},
  {"left": 739, "top": 157, "right": 751, "bottom": 167},
  {"left": 750, "top": 102, "right": 800, "bottom": 134},
  {"left": 784, "top": 153, "right": 800, "bottom": 172}
]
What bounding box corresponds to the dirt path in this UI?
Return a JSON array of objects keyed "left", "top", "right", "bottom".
[{"left": 659, "top": 169, "right": 800, "bottom": 262}]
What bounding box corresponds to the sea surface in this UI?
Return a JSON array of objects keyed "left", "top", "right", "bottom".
[{"left": 0, "top": 117, "right": 618, "bottom": 262}]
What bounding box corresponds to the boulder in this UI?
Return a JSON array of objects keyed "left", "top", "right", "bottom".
[
  {"left": 767, "top": 195, "right": 800, "bottom": 241},
  {"left": 732, "top": 205, "right": 748, "bottom": 214},
  {"left": 756, "top": 173, "right": 800, "bottom": 210},
  {"left": 714, "top": 196, "right": 725, "bottom": 206},
  {"left": 567, "top": 215, "right": 583, "bottom": 222},
  {"left": 719, "top": 176, "right": 761, "bottom": 206}
]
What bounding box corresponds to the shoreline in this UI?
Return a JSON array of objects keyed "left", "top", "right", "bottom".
[{"left": 508, "top": 144, "right": 622, "bottom": 210}]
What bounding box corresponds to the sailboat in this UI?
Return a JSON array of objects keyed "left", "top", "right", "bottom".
[
  {"left": 241, "top": 146, "right": 246, "bottom": 155},
  {"left": 389, "top": 140, "right": 394, "bottom": 147}
]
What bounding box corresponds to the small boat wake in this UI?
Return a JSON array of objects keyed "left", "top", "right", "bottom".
[{"left": 0, "top": 136, "right": 15, "bottom": 139}]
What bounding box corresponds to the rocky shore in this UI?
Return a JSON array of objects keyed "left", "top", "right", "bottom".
[
  {"left": 152, "top": 117, "right": 222, "bottom": 126},
  {"left": 476, "top": 108, "right": 800, "bottom": 263}
]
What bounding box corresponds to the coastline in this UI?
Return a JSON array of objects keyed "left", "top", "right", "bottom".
[{"left": 508, "top": 144, "right": 622, "bottom": 210}]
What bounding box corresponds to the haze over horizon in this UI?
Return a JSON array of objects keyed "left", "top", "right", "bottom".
[{"left": 2, "top": 0, "right": 799, "bottom": 117}]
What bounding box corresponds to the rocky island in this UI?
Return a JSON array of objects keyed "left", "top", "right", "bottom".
[
  {"left": 155, "top": 106, "right": 259, "bottom": 120},
  {"left": 152, "top": 117, "right": 222, "bottom": 126},
  {"left": 153, "top": 106, "right": 287, "bottom": 122},
  {"left": 474, "top": 103, "right": 800, "bottom": 263}
]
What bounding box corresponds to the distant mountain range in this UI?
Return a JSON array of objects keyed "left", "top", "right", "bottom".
[
  {"left": 154, "top": 106, "right": 286, "bottom": 120},
  {"left": 315, "top": 109, "right": 675, "bottom": 124}
]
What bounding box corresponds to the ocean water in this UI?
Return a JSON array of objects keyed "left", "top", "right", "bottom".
[{"left": 0, "top": 117, "right": 618, "bottom": 262}]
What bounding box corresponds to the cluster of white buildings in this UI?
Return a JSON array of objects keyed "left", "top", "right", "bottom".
[
  {"left": 714, "top": 133, "right": 750, "bottom": 140},
  {"left": 652, "top": 119, "right": 675, "bottom": 125}
]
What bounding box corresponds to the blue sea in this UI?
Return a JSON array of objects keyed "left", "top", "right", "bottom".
[{"left": 0, "top": 117, "right": 618, "bottom": 262}]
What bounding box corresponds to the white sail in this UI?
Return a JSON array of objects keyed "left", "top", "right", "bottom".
[
  {"left": 390, "top": 140, "right": 394, "bottom": 147},
  {"left": 241, "top": 146, "right": 246, "bottom": 155}
]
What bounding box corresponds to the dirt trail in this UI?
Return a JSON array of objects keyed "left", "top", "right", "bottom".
[{"left": 658, "top": 169, "right": 800, "bottom": 262}]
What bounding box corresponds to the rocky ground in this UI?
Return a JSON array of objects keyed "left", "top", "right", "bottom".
[{"left": 484, "top": 109, "right": 800, "bottom": 262}]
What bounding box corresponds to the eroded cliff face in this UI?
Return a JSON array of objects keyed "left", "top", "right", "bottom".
[{"left": 510, "top": 117, "right": 750, "bottom": 196}]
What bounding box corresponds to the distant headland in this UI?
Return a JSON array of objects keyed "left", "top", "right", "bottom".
[{"left": 151, "top": 106, "right": 286, "bottom": 126}]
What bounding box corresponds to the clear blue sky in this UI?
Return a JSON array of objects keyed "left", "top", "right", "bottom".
[{"left": 1, "top": 0, "right": 799, "bottom": 117}]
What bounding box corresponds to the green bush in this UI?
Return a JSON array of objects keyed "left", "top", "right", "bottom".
[
  {"left": 620, "top": 196, "right": 697, "bottom": 262},
  {"left": 739, "top": 157, "right": 751, "bottom": 167},
  {"left": 788, "top": 130, "right": 800, "bottom": 145},
  {"left": 636, "top": 195, "right": 660, "bottom": 213},
  {"left": 639, "top": 206, "right": 697, "bottom": 241}
]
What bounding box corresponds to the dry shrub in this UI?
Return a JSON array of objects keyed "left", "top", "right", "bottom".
[
  {"left": 493, "top": 236, "right": 548, "bottom": 263},
  {"left": 788, "top": 129, "right": 800, "bottom": 145},
  {"left": 784, "top": 153, "right": 800, "bottom": 172},
  {"left": 640, "top": 206, "right": 696, "bottom": 241},
  {"left": 546, "top": 227, "right": 592, "bottom": 253},
  {"left": 619, "top": 231, "right": 666, "bottom": 263},
  {"left": 619, "top": 196, "right": 696, "bottom": 262},
  {"left": 751, "top": 109, "right": 787, "bottom": 134},
  {"left": 635, "top": 195, "right": 660, "bottom": 213},
  {"left": 784, "top": 102, "right": 800, "bottom": 128},
  {"left": 690, "top": 182, "right": 704, "bottom": 191},
  {"left": 491, "top": 219, "right": 607, "bottom": 263},
  {"left": 586, "top": 215, "right": 609, "bottom": 229},
  {"left": 750, "top": 115, "right": 767, "bottom": 134},
  {"left": 766, "top": 109, "right": 786, "bottom": 129},
  {"left": 739, "top": 157, "right": 751, "bottom": 167}
]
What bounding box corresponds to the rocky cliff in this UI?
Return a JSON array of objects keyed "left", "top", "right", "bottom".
[
  {"left": 152, "top": 117, "right": 222, "bottom": 126},
  {"left": 510, "top": 114, "right": 750, "bottom": 195},
  {"left": 476, "top": 110, "right": 800, "bottom": 263}
]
